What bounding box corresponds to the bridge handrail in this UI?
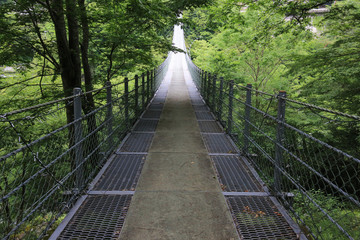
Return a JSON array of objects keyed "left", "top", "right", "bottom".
[
  {"left": 0, "top": 55, "right": 171, "bottom": 239},
  {"left": 235, "top": 85, "right": 360, "bottom": 121},
  {"left": 185, "top": 53, "right": 360, "bottom": 240}
]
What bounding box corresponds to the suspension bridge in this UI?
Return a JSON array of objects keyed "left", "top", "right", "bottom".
[{"left": 1, "top": 25, "right": 359, "bottom": 240}]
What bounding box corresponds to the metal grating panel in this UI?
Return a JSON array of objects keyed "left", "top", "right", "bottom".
[
  {"left": 189, "top": 94, "right": 202, "bottom": 100},
  {"left": 155, "top": 95, "right": 167, "bottom": 99},
  {"left": 193, "top": 105, "right": 209, "bottom": 112},
  {"left": 142, "top": 110, "right": 162, "bottom": 119},
  {"left": 227, "top": 196, "right": 298, "bottom": 240},
  {"left": 211, "top": 155, "right": 263, "bottom": 192},
  {"left": 148, "top": 103, "right": 164, "bottom": 110},
  {"left": 58, "top": 195, "right": 132, "bottom": 239},
  {"left": 157, "top": 88, "right": 168, "bottom": 92},
  {"left": 152, "top": 97, "right": 166, "bottom": 103},
  {"left": 120, "top": 133, "right": 154, "bottom": 152},
  {"left": 155, "top": 94, "right": 167, "bottom": 98},
  {"left": 93, "top": 154, "right": 145, "bottom": 191},
  {"left": 195, "top": 111, "right": 214, "bottom": 120},
  {"left": 191, "top": 99, "right": 204, "bottom": 105},
  {"left": 202, "top": 133, "right": 238, "bottom": 153},
  {"left": 154, "top": 96, "right": 167, "bottom": 101},
  {"left": 155, "top": 93, "right": 167, "bottom": 97},
  {"left": 188, "top": 90, "right": 199, "bottom": 93},
  {"left": 134, "top": 119, "right": 158, "bottom": 132},
  {"left": 198, "top": 121, "right": 222, "bottom": 133},
  {"left": 157, "top": 86, "right": 169, "bottom": 91}
]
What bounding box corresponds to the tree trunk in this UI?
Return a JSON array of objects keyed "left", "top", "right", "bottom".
[
  {"left": 78, "top": 0, "right": 92, "bottom": 93},
  {"left": 49, "top": 0, "right": 82, "bottom": 174},
  {"left": 49, "top": 0, "right": 80, "bottom": 124},
  {"left": 65, "top": 0, "right": 82, "bottom": 90},
  {"left": 79, "top": 0, "right": 100, "bottom": 167}
]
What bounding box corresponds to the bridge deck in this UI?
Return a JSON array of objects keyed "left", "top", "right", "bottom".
[{"left": 50, "top": 26, "right": 303, "bottom": 240}]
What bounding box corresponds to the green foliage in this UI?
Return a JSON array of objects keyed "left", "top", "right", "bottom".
[
  {"left": 184, "top": 0, "right": 317, "bottom": 93},
  {"left": 87, "top": 0, "right": 175, "bottom": 84},
  {"left": 184, "top": 1, "right": 360, "bottom": 239},
  {"left": 293, "top": 189, "right": 360, "bottom": 240},
  {"left": 0, "top": 0, "right": 208, "bottom": 112},
  {"left": 185, "top": 0, "right": 360, "bottom": 150},
  {"left": 287, "top": 0, "right": 360, "bottom": 115}
]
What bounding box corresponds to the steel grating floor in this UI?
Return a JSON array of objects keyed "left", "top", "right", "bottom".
[
  {"left": 211, "top": 155, "right": 263, "bottom": 192},
  {"left": 227, "top": 196, "right": 298, "bottom": 240},
  {"left": 134, "top": 119, "right": 158, "bottom": 132},
  {"left": 120, "top": 133, "right": 154, "bottom": 152},
  {"left": 148, "top": 103, "right": 164, "bottom": 110},
  {"left": 155, "top": 93, "right": 167, "bottom": 97},
  {"left": 58, "top": 195, "right": 132, "bottom": 239},
  {"left": 191, "top": 99, "right": 205, "bottom": 105},
  {"left": 193, "top": 104, "right": 209, "bottom": 112},
  {"left": 142, "top": 110, "right": 162, "bottom": 119},
  {"left": 195, "top": 111, "right": 214, "bottom": 120},
  {"left": 152, "top": 98, "right": 166, "bottom": 104},
  {"left": 202, "top": 133, "right": 238, "bottom": 153},
  {"left": 198, "top": 121, "right": 222, "bottom": 133},
  {"left": 189, "top": 95, "right": 202, "bottom": 100},
  {"left": 155, "top": 94, "right": 167, "bottom": 99},
  {"left": 93, "top": 154, "right": 146, "bottom": 191}
]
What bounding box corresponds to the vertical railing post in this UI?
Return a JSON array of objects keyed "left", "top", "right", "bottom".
[
  {"left": 106, "top": 81, "right": 113, "bottom": 150},
  {"left": 73, "top": 88, "right": 84, "bottom": 191},
  {"left": 196, "top": 68, "right": 200, "bottom": 90},
  {"left": 217, "top": 77, "right": 224, "bottom": 121},
  {"left": 227, "top": 80, "right": 234, "bottom": 135},
  {"left": 124, "top": 77, "right": 129, "bottom": 129},
  {"left": 200, "top": 70, "right": 204, "bottom": 94},
  {"left": 150, "top": 70, "right": 153, "bottom": 95},
  {"left": 146, "top": 71, "right": 150, "bottom": 104},
  {"left": 274, "top": 91, "right": 286, "bottom": 195},
  {"left": 134, "top": 75, "right": 139, "bottom": 118},
  {"left": 243, "top": 84, "right": 252, "bottom": 155},
  {"left": 207, "top": 73, "right": 211, "bottom": 104},
  {"left": 153, "top": 68, "right": 157, "bottom": 91},
  {"left": 142, "top": 73, "right": 145, "bottom": 111},
  {"left": 197, "top": 68, "right": 201, "bottom": 88},
  {"left": 212, "top": 74, "right": 217, "bottom": 111},
  {"left": 202, "top": 71, "right": 207, "bottom": 97},
  {"left": 153, "top": 68, "right": 156, "bottom": 92}
]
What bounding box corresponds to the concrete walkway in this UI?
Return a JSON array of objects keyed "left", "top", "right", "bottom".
[{"left": 119, "top": 26, "right": 238, "bottom": 240}]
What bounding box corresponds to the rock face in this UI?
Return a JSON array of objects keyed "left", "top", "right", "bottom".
[{"left": 4, "top": 66, "right": 16, "bottom": 73}]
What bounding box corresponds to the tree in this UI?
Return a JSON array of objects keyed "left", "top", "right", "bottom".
[
  {"left": 284, "top": 0, "right": 360, "bottom": 160},
  {"left": 184, "top": 0, "right": 312, "bottom": 94},
  {"left": 288, "top": 0, "right": 360, "bottom": 114}
]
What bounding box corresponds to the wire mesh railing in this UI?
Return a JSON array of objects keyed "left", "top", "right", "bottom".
[
  {"left": 186, "top": 54, "right": 360, "bottom": 240},
  {"left": 0, "top": 55, "right": 170, "bottom": 240}
]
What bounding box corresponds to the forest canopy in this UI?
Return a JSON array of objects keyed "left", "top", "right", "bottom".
[
  {"left": 183, "top": 0, "right": 360, "bottom": 116},
  {"left": 0, "top": 0, "right": 209, "bottom": 114},
  {"left": 183, "top": 0, "right": 360, "bottom": 165}
]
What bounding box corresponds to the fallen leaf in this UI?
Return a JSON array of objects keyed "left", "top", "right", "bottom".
[{"left": 274, "top": 211, "right": 282, "bottom": 216}]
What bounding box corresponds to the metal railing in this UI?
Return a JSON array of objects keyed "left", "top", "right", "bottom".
[
  {"left": 0, "top": 55, "right": 171, "bottom": 240},
  {"left": 186, "top": 54, "right": 360, "bottom": 240}
]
